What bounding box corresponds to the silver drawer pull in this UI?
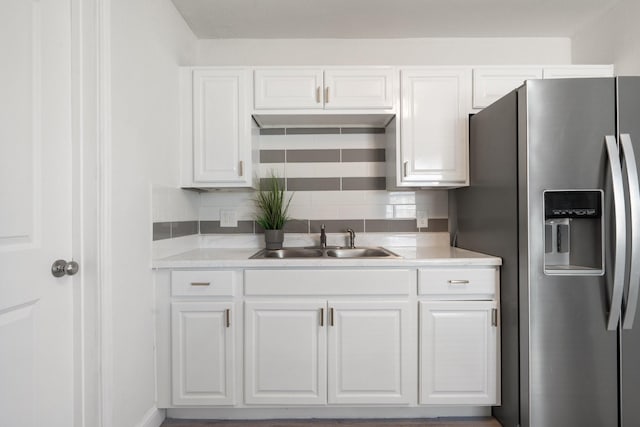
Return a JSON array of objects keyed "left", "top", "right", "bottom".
[
  {"left": 448, "top": 280, "right": 470, "bottom": 285},
  {"left": 190, "top": 282, "right": 210, "bottom": 286}
]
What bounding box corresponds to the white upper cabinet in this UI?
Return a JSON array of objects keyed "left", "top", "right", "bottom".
[
  {"left": 182, "top": 68, "right": 257, "bottom": 189},
  {"left": 473, "top": 65, "right": 615, "bottom": 109},
  {"left": 323, "top": 69, "right": 394, "bottom": 109},
  {"left": 472, "top": 67, "right": 543, "bottom": 109},
  {"left": 542, "top": 65, "right": 615, "bottom": 79},
  {"left": 254, "top": 68, "right": 324, "bottom": 109},
  {"left": 253, "top": 67, "right": 395, "bottom": 110},
  {"left": 397, "top": 68, "right": 471, "bottom": 187}
]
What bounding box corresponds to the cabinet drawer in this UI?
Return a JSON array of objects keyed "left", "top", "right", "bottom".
[
  {"left": 245, "top": 269, "right": 412, "bottom": 296},
  {"left": 418, "top": 268, "right": 496, "bottom": 297},
  {"left": 171, "top": 271, "right": 235, "bottom": 297}
]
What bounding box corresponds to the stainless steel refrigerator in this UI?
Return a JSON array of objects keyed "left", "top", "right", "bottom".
[{"left": 452, "top": 77, "right": 640, "bottom": 427}]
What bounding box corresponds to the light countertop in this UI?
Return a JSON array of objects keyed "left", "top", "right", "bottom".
[{"left": 152, "top": 246, "right": 501, "bottom": 269}]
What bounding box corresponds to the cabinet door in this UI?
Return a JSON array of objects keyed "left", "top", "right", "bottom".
[
  {"left": 192, "top": 69, "right": 252, "bottom": 185},
  {"left": 419, "top": 300, "right": 498, "bottom": 405},
  {"left": 245, "top": 301, "right": 327, "bottom": 405},
  {"left": 543, "top": 65, "right": 614, "bottom": 79},
  {"left": 472, "top": 67, "right": 542, "bottom": 109},
  {"left": 400, "top": 68, "right": 471, "bottom": 185},
  {"left": 324, "top": 68, "right": 394, "bottom": 109},
  {"left": 171, "top": 302, "right": 235, "bottom": 405},
  {"left": 327, "top": 301, "right": 411, "bottom": 404},
  {"left": 254, "top": 68, "right": 324, "bottom": 109}
]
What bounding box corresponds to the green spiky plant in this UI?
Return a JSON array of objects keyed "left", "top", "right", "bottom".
[{"left": 255, "top": 174, "right": 293, "bottom": 230}]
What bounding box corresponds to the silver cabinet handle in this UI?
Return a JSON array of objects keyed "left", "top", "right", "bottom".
[
  {"left": 403, "top": 161, "right": 409, "bottom": 177},
  {"left": 605, "top": 135, "right": 627, "bottom": 331},
  {"left": 330, "top": 307, "right": 334, "bottom": 326},
  {"left": 190, "top": 282, "right": 210, "bottom": 286},
  {"left": 621, "top": 134, "right": 640, "bottom": 329},
  {"left": 448, "top": 280, "right": 470, "bottom": 285},
  {"left": 320, "top": 307, "right": 324, "bottom": 327},
  {"left": 238, "top": 160, "right": 244, "bottom": 177},
  {"left": 316, "top": 86, "right": 321, "bottom": 103},
  {"left": 491, "top": 308, "right": 498, "bottom": 327},
  {"left": 325, "top": 86, "right": 330, "bottom": 103},
  {"left": 226, "top": 309, "right": 231, "bottom": 328}
]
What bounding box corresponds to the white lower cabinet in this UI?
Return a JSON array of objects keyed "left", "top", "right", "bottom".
[
  {"left": 244, "top": 299, "right": 411, "bottom": 405},
  {"left": 171, "top": 301, "right": 235, "bottom": 405},
  {"left": 328, "top": 301, "right": 411, "bottom": 404},
  {"left": 419, "top": 300, "right": 498, "bottom": 405},
  {"left": 244, "top": 301, "right": 327, "bottom": 405},
  {"left": 159, "top": 266, "right": 500, "bottom": 412}
]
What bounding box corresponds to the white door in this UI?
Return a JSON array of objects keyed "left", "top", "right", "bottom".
[
  {"left": 327, "top": 301, "right": 411, "bottom": 404},
  {"left": 419, "top": 300, "right": 498, "bottom": 405},
  {"left": 0, "top": 0, "right": 75, "bottom": 426},
  {"left": 244, "top": 300, "right": 327, "bottom": 405}
]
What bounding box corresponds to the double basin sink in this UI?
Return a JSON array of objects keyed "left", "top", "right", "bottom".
[{"left": 250, "top": 246, "right": 401, "bottom": 259}]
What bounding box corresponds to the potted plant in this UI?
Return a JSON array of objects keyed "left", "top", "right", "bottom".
[{"left": 255, "top": 174, "right": 293, "bottom": 250}]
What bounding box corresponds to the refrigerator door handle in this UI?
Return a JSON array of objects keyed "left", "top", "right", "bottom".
[
  {"left": 621, "top": 134, "right": 640, "bottom": 329},
  {"left": 605, "top": 135, "right": 627, "bottom": 331}
]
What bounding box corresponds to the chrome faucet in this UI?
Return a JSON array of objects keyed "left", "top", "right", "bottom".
[
  {"left": 346, "top": 228, "right": 356, "bottom": 249},
  {"left": 320, "top": 223, "right": 327, "bottom": 248}
]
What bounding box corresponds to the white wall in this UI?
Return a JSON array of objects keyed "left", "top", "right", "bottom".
[
  {"left": 572, "top": 0, "right": 640, "bottom": 75},
  {"left": 109, "top": 0, "right": 196, "bottom": 425},
  {"left": 195, "top": 37, "right": 572, "bottom": 66}
]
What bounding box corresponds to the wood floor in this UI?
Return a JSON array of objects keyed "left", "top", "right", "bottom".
[{"left": 161, "top": 418, "right": 502, "bottom": 427}]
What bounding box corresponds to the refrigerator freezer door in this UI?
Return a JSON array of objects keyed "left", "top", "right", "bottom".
[
  {"left": 620, "top": 134, "right": 640, "bottom": 329},
  {"left": 522, "top": 78, "right": 619, "bottom": 427},
  {"left": 618, "top": 76, "right": 640, "bottom": 427}
]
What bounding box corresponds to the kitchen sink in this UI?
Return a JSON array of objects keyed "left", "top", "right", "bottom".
[
  {"left": 249, "top": 247, "right": 401, "bottom": 259},
  {"left": 259, "top": 248, "right": 324, "bottom": 258},
  {"left": 325, "top": 248, "right": 396, "bottom": 258}
]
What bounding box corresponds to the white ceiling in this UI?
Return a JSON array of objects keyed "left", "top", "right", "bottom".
[{"left": 171, "top": 0, "right": 620, "bottom": 39}]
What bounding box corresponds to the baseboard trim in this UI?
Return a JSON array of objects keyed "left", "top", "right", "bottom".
[
  {"left": 137, "top": 407, "right": 166, "bottom": 427},
  {"left": 165, "top": 406, "right": 490, "bottom": 420}
]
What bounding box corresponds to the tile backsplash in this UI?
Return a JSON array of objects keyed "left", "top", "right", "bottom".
[{"left": 153, "top": 128, "right": 448, "bottom": 241}]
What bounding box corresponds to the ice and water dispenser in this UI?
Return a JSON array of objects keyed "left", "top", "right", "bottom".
[{"left": 543, "top": 190, "right": 604, "bottom": 275}]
